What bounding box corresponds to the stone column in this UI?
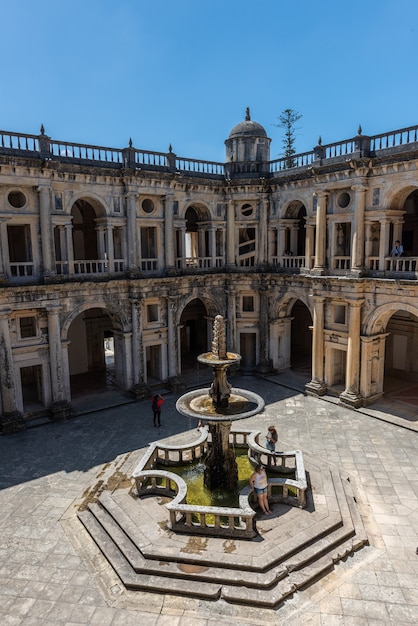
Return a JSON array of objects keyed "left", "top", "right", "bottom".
[
  {"left": 305, "top": 221, "right": 315, "bottom": 270},
  {"left": 209, "top": 226, "right": 217, "bottom": 268},
  {"left": 393, "top": 220, "right": 404, "bottom": 246},
  {"left": 126, "top": 191, "right": 138, "bottom": 272},
  {"left": 256, "top": 281, "right": 271, "bottom": 374},
  {"left": 0, "top": 218, "right": 10, "bottom": 277},
  {"left": 47, "top": 304, "right": 73, "bottom": 420},
  {"left": 278, "top": 225, "right": 286, "bottom": 260},
  {"left": 340, "top": 300, "right": 364, "bottom": 408},
  {"left": 258, "top": 195, "right": 268, "bottom": 268},
  {"left": 131, "top": 296, "right": 148, "bottom": 398},
  {"left": 65, "top": 223, "right": 75, "bottom": 274},
  {"left": 378, "top": 219, "right": 390, "bottom": 270},
  {"left": 0, "top": 309, "right": 23, "bottom": 432},
  {"left": 305, "top": 297, "right": 327, "bottom": 396},
  {"left": 164, "top": 194, "right": 175, "bottom": 271},
  {"left": 312, "top": 191, "right": 328, "bottom": 274},
  {"left": 167, "top": 296, "right": 182, "bottom": 387},
  {"left": 351, "top": 184, "right": 367, "bottom": 275},
  {"left": 38, "top": 185, "right": 54, "bottom": 276},
  {"left": 225, "top": 284, "right": 237, "bottom": 351},
  {"left": 106, "top": 224, "right": 114, "bottom": 272},
  {"left": 226, "top": 200, "right": 236, "bottom": 268}
]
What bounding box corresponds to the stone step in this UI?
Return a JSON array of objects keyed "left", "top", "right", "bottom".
[
  {"left": 78, "top": 508, "right": 222, "bottom": 600},
  {"left": 99, "top": 489, "right": 345, "bottom": 571},
  {"left": 86, "top": 501, "right": 285, "bottom": 588}
]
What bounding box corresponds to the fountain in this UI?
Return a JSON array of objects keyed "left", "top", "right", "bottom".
[{"left": 176, "top": 315, "right": 265, "bottom": 491}]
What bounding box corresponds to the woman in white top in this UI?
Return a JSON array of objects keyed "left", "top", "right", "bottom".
[{"left": 249, "top": 464, "right": 272, "bottom": 515}]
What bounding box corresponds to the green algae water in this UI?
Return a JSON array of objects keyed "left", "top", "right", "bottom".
[{"left": 157, "top": 448, "right": 253, "bottom": 507}]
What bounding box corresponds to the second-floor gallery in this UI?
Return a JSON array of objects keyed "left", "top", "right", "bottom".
[{"left": 1, "top": 111, "right": 418, "bottom": 431}]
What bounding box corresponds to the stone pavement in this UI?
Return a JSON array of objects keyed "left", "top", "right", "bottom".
[{"left": 0, "top": 374, "right": 417, "bottom": 625}]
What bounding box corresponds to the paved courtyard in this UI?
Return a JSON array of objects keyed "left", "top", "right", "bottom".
[{"left": 1, "top": 374, "right": 417, "bottom": 625}]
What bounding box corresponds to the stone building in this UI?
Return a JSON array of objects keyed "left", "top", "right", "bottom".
[{"left": 1, "top": 110, "right": 418, "bottom": 432}]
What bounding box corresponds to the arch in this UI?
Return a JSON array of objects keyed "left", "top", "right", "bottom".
[
  {"left": 181, "top": 201, "right": 212, "bottom": 222},
  {"left": 272, "top": 289, "right": 313, "bottom": 320},
  {"left": 379, "top": 183, "right": 418, "bottom": 211},
  {"left": 364, "top": 302, "right": 418, "bottom": 336},
  {"left": 178, "top": 298, "right": 210, "bottom": 372},
  {"left": 61, "top": 300, "right": 125, "bottom": 340},
  {"left": 67, "top": 192, "right": 110, "bottom": 217}
]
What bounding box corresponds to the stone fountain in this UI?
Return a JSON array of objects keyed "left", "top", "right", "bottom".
[{"left": 176, "top": 315, "right": 264, "bottom": 491}]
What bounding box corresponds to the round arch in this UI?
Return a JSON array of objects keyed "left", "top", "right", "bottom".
[
  {"left": 67, "top": 192, "right": 110, "bottom": 217},
  {"left": 364, "top": 302, "right": 418, "bottom": 336}
]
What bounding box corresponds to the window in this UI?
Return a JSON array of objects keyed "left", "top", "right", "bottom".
[
  {"left": 54, "top": 194, "right": 63, "bottom": 211},
  {"left": 242, "top": 296, "right": 254, "bottom": 312},
  {"left": 142, "top": 198, "right": 155, "bottom": 214},
  {"left": 19, "top": 316, "right": 37, "bottom": 338},
  {"left": 337, "top": 192, "right": 351, "bottom": 209},
  {"left": 8, "top": 190, "right": 27, "bottom": 208},
  {"left": 147, "top": 304, "right": 159, "bottom": 323},
  {"left": 241, "top": 203, "right": 253, "bottom": 217},
  {"left": 334, "top": 305, "right": 346, "bottom": 325},
  {"left": 113, "top": 197, "right": 121, "bottom": 213}
]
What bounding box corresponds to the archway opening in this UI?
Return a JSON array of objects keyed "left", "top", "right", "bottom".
[
  {"left": 383, "top": 310, "right": 418, "bottom": 404},
  {"left": 68, "top": 307, "right": 117, "bottom": 397},
  {"left": 290, "top": 300, "right": 312, "bottom": 377},
  {"left": 401, "top": 189, "right": 418, "bottom": 255},
  {"left": 179, "top": 299, "right": 208, "bottom": 373}
]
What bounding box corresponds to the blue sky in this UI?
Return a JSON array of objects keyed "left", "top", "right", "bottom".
[{"left": 1, "top": 0, "right": 417, "bottom": 162}]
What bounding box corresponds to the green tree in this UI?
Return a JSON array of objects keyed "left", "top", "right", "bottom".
[{"left": 274, "top": 108, "right": 302, "bottom": 168}]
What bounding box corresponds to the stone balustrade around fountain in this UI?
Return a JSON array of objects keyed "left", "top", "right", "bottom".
[{"left": 132, "top": 426, "right": 307, "bottom": 538}]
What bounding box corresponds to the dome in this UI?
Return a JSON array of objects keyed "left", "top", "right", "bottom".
[{"left": 228, "top": 107, "right": 267, "bottom": 139}]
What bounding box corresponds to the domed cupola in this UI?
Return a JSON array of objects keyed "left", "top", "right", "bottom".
[{"left": 225, "top": 107, "right": 271, "bottom": 178}]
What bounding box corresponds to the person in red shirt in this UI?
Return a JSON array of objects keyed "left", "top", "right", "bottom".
[{"left": 152, "top": 394, "right": 164, "bottom": 427}]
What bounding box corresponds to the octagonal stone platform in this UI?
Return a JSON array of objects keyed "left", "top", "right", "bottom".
[{"left": 74, "top": 439, "right": 368, "bottom": 609}]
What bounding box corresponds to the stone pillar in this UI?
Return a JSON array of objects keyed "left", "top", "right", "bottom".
[
  {"left": 225, "top": 285, "right": 237, "bottom": 352},
  {"left": 258, "top": 195, "right": 268, "bottom": 268},
  {"left": 106, "top": 224, "right": 115, "bottom": 272},
  {"left": 0, "top": 309, "right": 23, "bottom": 432},
  {"left": 47, "top": 305, "right": 73, "bottom": 420},
  {"left": 312, "top": 191, "right": 328, "bottom": 274},
  {"left": 393, "top": 220, "right": 403, "bottom": 246},
  {"left": 305, "top": 221, "right": 315, "bottom": 270},
  {"left": 126, "top": 191, "right": 138, "bottom": 272},
  {"left": 378, "top": 219, "right": 390, "bottom": 270},
  {"left": 226, "top": 200, "right": 236, "bottom": 268},
  {"left": 209, "top": 226, "right": 217, "bottom": 268},
  {"left": 164, "top": 194, "right": 175, "bottom": 271},
  {"left": 131, "top": 296, "right": 148, "bottom": 398},
  {"left": 305, "top": 297, "right": 327, "bottom": 396},
  {"left": 351, "top": 184, "right": 367, "bottom": 275},
  {"left": 339, "top": 300, "right": 364, "bottom": 408},
  {"left": 278, "top": 225, "right": 286, "bottom": 260},
  {"left": 38, "top": 185, "right": 54, "bottom": 275},
  {"left": 0, "top": 218, "right": 10, "bottom": 277},
  {"left": 167, "top": 296, "right": 182, "bottom": 388},
  {"left": 113, "top": 330, "right": 133, "bottom": 390},
  {"left": 65, "top": 223, "right": 75, "bottom": 274},
  {"left": 256, "top": 282, "right": 272, "bottom": 374},
  {"left": 270, "top": 317, "right": 292, "bottom": 371}
]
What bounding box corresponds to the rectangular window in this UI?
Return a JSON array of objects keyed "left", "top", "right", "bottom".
[
  {"left": 242, "top": 296, "right": 254, "bottom": 312},
  {"left": 54, "top": 194, "right": 63, "bottom": 210},
  {"left": 113, "top": 197, "right": 121, "bottom": 213},
  {"left": 147, "top": 304, "right": 159, "bottom": 323},
  {"left": 19, "top": 316, "right": 37, "bottom": 338},
  {"left": 334, "top": 305, "right": 346, "bottom": 325}
]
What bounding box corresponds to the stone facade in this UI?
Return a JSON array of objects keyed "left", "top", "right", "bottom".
[{"left": 1, "top": 114, "right": 418, "bottom": 431}]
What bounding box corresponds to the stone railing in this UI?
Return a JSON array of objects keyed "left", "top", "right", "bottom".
[
  {"left": 2, "top": 123, "right": 418, "bottom": 178},
  {"left": 132, "top": 427, "right": 307, "bottom": 538}
]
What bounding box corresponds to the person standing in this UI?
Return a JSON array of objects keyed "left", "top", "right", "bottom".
[
  {"left": 390, "top": 240, "right": 404, "bottom": 256},
  {"left": 249, "top": 464, "right": 272, "bottom": 515},
  {"left": 152, "top": 394, "right": 164, "bottom": 427},
  {"left": 265, "top": 425, "right": 278, "bottom": 465}
]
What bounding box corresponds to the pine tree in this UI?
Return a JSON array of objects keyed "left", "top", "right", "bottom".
[{"left": 274, "top": 109, "right": 302, "bottom": 168}]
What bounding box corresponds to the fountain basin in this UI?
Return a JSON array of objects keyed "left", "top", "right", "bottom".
[{"left": 176, "top": 387, "right": 265, "bottom": 421}]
